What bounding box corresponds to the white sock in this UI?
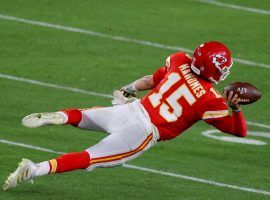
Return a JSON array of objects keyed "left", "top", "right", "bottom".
[
  {"left": 32, "top": 161, "right": 51, "bottom": 177},
  {"left": 56, "top": 111, "right": 68, "bottom": 124}
]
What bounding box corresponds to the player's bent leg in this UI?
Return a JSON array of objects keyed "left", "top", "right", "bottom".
[
  {"left": 21, "top": 107, "right": 108, "bottom": 131},
  {"left": 22, "top": 104, "right": 133, "bottom": 133},
  {"left": 60, "top": 107, "right": 112, "bottom": 132}
]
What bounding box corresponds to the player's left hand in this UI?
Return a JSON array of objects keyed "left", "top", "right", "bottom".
[
  {"left": 224, "top": 90, "right": 241, "bottom": 111},
  {"left": 112, "top": 90, "right": 137, "bottom": 106}
]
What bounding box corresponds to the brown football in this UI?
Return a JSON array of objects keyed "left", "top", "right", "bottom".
[{"left": 224, "top": 82, "right": 262, "bottom": 105}]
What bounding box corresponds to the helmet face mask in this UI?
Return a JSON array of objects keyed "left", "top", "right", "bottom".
[
  {"left": 211, "top": 64, "right": 233, "bottom": 84},
  {"left": 191, "top": 41, "right": 233, "bottom": 84},
  {"left": 219, "top": 65, "right": 232, "bottom": 81}
]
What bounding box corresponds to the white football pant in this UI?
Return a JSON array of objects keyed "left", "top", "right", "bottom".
[{"left": 77, "top": 100, "right": 159, "bottom": 171}]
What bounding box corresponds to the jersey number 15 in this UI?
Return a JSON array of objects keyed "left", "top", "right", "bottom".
[{"left": 149, "top": 72, "right": 196, "bottom": 122}]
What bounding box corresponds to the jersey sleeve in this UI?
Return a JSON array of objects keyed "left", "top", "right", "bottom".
[
  {"left": 203, "top": 97, "right": 247, "bottom": 137},
  {"left": 205, "top": 111, "right": 247, "bottom": 137},
  {"left": 152, "top": 66, "right": 167, "bottom": 87},
  {"left": 201, "top": 98, "right": 229, "bottom": 120}
]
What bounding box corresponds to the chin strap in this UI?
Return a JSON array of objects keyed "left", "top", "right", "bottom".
[{"left": 190, "top": 64, "right": 201, "bottom": 75}]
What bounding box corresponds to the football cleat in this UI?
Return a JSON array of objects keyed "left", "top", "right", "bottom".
[
  {"left": 22, "top": 112, "right": 65, "bottom": 128},
  {"left": 3, "top": 159, "right": 35, "bottom": 191}
]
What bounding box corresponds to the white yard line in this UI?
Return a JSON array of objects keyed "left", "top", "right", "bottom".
[
  {"left": 0, "top": 73, "right": 113, "bottom": 99},
  {"left": 247, "top": 121, "right": 270, "bottom": 130},
  {"left": 1, "top": 72, "right": 269, "bottom": 129},
  {"left": 0, "top": 139, "right": 65, "bottom": 155},
  {"left": 194, "top": 0, "right": 270, "bottom": 15},
  {"left": 0, "top": 14, "right": 190, "bottom": 53},
  {"left": 0, "top": 138, "right": 270, "bottom": 196},
  {"left": 0, "top": 14, "right": 269, "bottom": 69}
]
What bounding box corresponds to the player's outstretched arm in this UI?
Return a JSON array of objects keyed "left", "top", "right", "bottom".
[
  {"left": 121, "top": 75, "right": 154, "bottom": 97},
  {"left": 205, "top": 92, "right": 247, "bottom": 137}
]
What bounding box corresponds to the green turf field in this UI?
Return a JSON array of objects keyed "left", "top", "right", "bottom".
[{"left": 0, "top": 0, "right": 269, "bottom": 199}]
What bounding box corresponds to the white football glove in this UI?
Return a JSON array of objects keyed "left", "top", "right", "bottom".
[
  {"left": 120, "top": 81, "right": 138, "bottom": 97},
  {"left": 112, "top": 90, "right": 138, "bottom": 106}
]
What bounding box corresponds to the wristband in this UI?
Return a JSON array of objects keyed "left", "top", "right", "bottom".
[{"left": 232, "top": 107, "right": 241, "bottom": 112}]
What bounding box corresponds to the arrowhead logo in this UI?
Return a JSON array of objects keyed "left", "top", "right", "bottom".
[{"left": 212, "top": 54, "right": 227, "bottom": 68}]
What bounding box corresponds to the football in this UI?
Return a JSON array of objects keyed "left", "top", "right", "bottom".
[{"left": 224, "top": 82, "right": 262, "bottom": 105}]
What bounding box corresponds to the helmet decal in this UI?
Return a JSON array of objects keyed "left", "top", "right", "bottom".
[{"left": 212, "top": 54, "right": 227, "bottom": 68}]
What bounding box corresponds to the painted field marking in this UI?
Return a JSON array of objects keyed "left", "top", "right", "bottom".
[
  {"left": 194, "top": 0, "right": 270, "bottom": 15},
  {"left": 247, "top": 121, "right": 270, "bottom": 129},
  {"left": 0, "top": 73, "right": 113, "bottom": 99},
  {"left": 202, "top": 122, "right": 270, "bottom": 145},
  {"left": 1, "top": 72, "right": 269, "bottom": 130},
  {"left": 1, "top": 138, "right": 270, "bottom": 196},
  {"left": 0, "top": 14, "right": 269, "bottom": 69},
  {"left": 202, "top": 130, "right": 269, "bottom": 146}
]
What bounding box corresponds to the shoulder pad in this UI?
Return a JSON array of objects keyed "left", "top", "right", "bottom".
[{"left": 166, "top": 52, "right": 192, "bottom": 69}]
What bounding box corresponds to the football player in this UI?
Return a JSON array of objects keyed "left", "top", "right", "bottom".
[{"left": 3, "top": 41, "right": 247, "bottom": 191}]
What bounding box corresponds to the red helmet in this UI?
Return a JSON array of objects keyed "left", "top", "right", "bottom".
[{"left": 191, "top": 41, "right": 233, "bottom": 84}]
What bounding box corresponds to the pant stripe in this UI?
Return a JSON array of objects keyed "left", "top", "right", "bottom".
[{"left": 90, "top": 133, "right": 153, "bottom": 165}]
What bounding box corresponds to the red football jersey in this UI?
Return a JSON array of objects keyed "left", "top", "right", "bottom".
[{"left": 141, "top": 52, "right": 229, "bottom": 140}]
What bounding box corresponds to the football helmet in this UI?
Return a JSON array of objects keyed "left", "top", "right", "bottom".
[{"left": 191, "top": 41, "right": 233, "bottom": 84}]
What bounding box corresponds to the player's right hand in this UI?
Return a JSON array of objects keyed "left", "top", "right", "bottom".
[{"left": 224, "top": 90, "right": 240, "bottom": 111}]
